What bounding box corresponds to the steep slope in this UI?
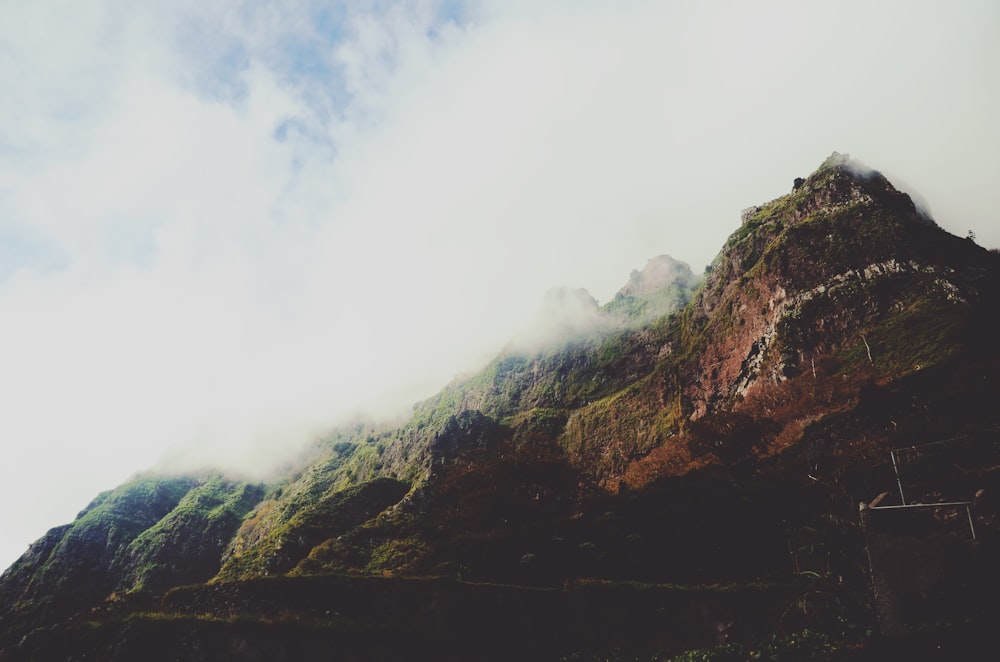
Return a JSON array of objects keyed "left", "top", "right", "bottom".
[
  {"left": 0, "top": 475, "right": 262, "bottom": 641},
  {"left": 684, "top": 152, "right": 971, "bottom": 414},
  {"left": 572, "top": 152, "right": 1000, "bottom": 488},
  {"left": 210, "top": 265, "right": 702, "bottom": 583},
  {"left": 3, "top": 153, "right": 1000, "bottom": 659}
]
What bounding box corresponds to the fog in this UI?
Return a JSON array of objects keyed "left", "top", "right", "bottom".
[{"left": 1, "top": 0, "right": 998, "bottom": 570}]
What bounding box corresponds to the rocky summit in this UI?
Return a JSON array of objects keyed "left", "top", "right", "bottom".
[{"left": 3, "top": 154, "right": 1000, "bottom": 660}]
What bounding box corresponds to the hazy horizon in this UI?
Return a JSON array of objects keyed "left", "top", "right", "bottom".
[{"left": 1, "top": 0, "right": 998, "bottom": 571}]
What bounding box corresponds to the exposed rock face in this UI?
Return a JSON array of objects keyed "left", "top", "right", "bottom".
[
  {"left": 680, "top": 153, "right": 962, "bottom": 419},
  {"left": 740, "top": 206, "right": 761, "bottom": 223}
]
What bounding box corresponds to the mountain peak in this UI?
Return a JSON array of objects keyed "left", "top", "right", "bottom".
[
  {"left": 809, "top": 151, "right": 891, "bottom": 191},
  {"left": 817, "top": 150, "right": 855, "bottom": 171},
  {"left": 740, "top": 152, "right": 931, "bottom": 229},
  {"left": 602, "top": 255, "right": 699, "bottom": 325},
  {"left": 617, "top": 255, "right": 697, "bottom": 298},
  {"left": 800, "top": 152, "right": 934, "bottom": 225}
]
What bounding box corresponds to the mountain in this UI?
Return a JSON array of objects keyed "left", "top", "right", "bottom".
[
  {"left": 3, "top": 153, "right": 1000, "bottom": 660},
  {"left": 604, "top": 254, "right": 700, "bottom": 324}
]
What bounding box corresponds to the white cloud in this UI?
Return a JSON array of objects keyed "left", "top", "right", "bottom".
[{"left": 1, "top": 0, "right": 999, "bottom": 570}]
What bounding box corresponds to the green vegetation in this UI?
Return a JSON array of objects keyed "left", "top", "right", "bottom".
[
  {"left": 216, "top": 478, "right": 409, "bottom": 580},
  {"left": 604, "top": 283, "right": 693, "bottom": 325},
  {"left": 118, "top": 476, "right": 264, "bottom": 595}
]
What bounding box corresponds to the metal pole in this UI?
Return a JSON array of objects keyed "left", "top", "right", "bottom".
[
  {"left": 966, "top": 504, "right": 977, "bottom": 541},
  {"left": 890, "top": 450, "right": 906, "bottom": 505}
]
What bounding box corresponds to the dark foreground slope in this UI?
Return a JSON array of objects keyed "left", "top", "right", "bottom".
[{"left": 3, "top": 154, "right": 1000, "bottom": 660}]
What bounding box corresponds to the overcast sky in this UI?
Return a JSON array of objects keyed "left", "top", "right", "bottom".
[{"left": 1, "top": 0, "right": 997, "bottom": 571}]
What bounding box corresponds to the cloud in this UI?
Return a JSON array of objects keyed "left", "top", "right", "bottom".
[{"left": 1, "top": 0, "right": 999, "bottom": 570}]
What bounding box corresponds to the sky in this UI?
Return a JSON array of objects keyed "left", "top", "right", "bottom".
[{"left": 0, "top": 0, "right": 998, "bottom": 571}]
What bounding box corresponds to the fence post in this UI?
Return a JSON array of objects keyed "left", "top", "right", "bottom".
[
  {"left": 890, "top": 450, "right": 906, "bottom": 505},
  {"left": 965, "top": 504, "right": 977, "bottom": 541}
]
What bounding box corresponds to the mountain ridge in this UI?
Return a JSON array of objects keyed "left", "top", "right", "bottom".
[{"left": 4, "top": 153, "right": 1000, "bottom": 659}]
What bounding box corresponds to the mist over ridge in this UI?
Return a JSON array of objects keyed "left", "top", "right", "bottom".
[{"left": 4, "top": 143, "right": 1000, "bottom": 659}]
